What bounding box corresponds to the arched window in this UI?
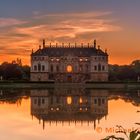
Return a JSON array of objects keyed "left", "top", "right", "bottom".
[{"left": 67, "top": 65, "right": 73, "bottom": 73}]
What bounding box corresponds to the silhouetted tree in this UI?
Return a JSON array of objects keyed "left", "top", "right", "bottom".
[
  {"left": 109, "top": 60, "right": 140, "bottom": 81},
  {"left": 0, "top": 61, "right": 30, "bottom": 81}
]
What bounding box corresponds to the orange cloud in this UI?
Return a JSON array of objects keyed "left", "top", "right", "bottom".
[
  {"left": 0, "top": 11, "right": 123, "bottom": 65},
  {"left": 0, "top": 18, "right": 26, "bottom": 27}
]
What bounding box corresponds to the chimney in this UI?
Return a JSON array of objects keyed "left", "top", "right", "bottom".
[
  {"left": 94, "top": 40, "right": 96, "bottom": 48},
  {"left": 43, "top": 39, "right": 45, "bottom": 48},
  {"left": 105, "top": 49, "right": 107, "bottom": 53},
  {"left": 50, "top": 43, "right": 52, "bottom": 47},
  {"left": 75, "top": 43, "right": 77, "bottom": 48},
  {"left": 62, "top": 43, "right": 64, "bottom": 47},
  {"left": 32, "top": 49, "right": 34, "bottom": 54}
]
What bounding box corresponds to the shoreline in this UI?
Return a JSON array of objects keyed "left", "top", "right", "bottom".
[{"left": 0, "top": 81, "right": 140, "bottom": 89}]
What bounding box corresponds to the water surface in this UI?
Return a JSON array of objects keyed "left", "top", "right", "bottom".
[{"left": 0, "top": 88, "right": 139, "bottom": 140}]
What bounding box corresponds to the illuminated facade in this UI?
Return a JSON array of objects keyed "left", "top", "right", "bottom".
[{"left": 30, "top": 40, "right": 108, "bottom": 82}]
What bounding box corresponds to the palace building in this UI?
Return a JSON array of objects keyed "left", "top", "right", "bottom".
[{"left": 30, "top": 39, "right": 108, "bottom": 82}]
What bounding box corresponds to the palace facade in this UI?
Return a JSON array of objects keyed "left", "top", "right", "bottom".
[{"left": 30, "top": 40, "right": 108, "bottom": 82}]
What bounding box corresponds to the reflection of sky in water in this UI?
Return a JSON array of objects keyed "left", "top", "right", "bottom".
[{"left": 0, "top": 89, "right": 139, "bottom": 140}]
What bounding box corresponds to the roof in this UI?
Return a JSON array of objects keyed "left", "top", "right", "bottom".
[{"left": 32, "top": 45, "right": 108, "bottom": 57}]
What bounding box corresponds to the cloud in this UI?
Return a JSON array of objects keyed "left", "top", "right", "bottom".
[
  {"left": 0, "top": 11, "right": 122, "bottom": 64},
  {"left": 0, "top": 18, "right": 26, "bottom": 27},
  {"left": 10, "top": 12, "right": 121, "bottom": 41}
]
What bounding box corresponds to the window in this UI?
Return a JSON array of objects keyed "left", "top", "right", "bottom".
[
  {"left": 98, "top": 98, "right": 101, "bottom": 106},
  {"left": 102, "top": 99, "right": 105, "bottom": 104},
  {"left": 38, "top": 63, "right": 41, "bottom": 71},
  {"left": 49, "top": 74, "right": 54, "bottom": 80},
  {"left": 50, "top": 97, "right": 53, "bottom": 104},
  {"left": 56, "top": 65, "right": 59, "bottom": 72},
  {"left": 56, "top": 97, "right": 60, "bottom": 104},
  {"left": 56, "top": 58, "right": 60, "bottom": 62},
  {"left": 67, "top": 96, "right": 72, "bottom": 105},
  {"left": 34, "top": 99, "right": 37, "bottom": 104},
  {"left": 79, "top": 97, "right": 83, "bottom": 104},
  {"left": 94, "top": 99, "right": 97, "bottom": 104},
  {"left": 38, "top": 98, "right": 41, "bottom": 106},
  {"left": 67, "top": 65, "right": 73, "bottom": 73},
  {"left": 50, "top": 65, "right": 53, "bottom": 72},
  {"left": 34, "top": 65, "right": 37, "bottom": 71},
  {"left": 42, "top": 98, "right": 45, "bottom": 104},
  {"left": 102, "top": 65, "right": 105, "bottom": 71},
  {"left": 42, "top": 65, "right": 45, "bottom": 71},
  {"left": 98, "top": 64, "right": 101, "bottom": 71},
  {"left": 51, "top": 58, "right": 54, "bottom": 61},
  {"left": 75, "top": 66, "right": 77, "bottom": 72},
  {"left": 79, "top": 65, "right": 82, "bottom": 72},
  {"left": 94, "top": 66, "right": 97, "bottom": 71},
  {"left": 86, "top": 65, "right": 89, "bottom": 71}
]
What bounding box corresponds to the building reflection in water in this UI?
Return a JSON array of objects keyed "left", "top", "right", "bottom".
[{"left": 30, "top": 88, "right": 108, "bottom": 130}]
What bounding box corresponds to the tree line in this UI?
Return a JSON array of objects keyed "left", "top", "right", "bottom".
[
  {"left": 0, "top": 59, "right": 140, "bottom": 81},
  {"left": 109, "top": 60, "right": 140, "bottom": 81},
  {"left": 0, "top": 59, "right": 30, "bottom": 81}
]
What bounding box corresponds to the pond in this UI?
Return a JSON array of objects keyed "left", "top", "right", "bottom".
[{"left": 0, "top": 88, "right": 139, "bottom": 140}]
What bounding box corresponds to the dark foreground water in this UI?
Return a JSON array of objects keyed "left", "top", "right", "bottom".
[{"left": 0, "top": 88, "right": 139, "bottom": 140}]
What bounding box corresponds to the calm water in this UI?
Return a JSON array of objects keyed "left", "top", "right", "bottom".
[{"left": 0, "top": 88, "right": 139, "bottom": 140}]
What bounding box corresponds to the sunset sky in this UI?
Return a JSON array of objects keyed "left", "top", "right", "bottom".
[{"left": 0, "top": 0, "right": 140, "bottom": 65}]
